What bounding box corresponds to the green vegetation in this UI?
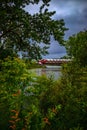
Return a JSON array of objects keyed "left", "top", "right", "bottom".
[
  {"left": 0, "top": 56, "right": 87, "bottom": 129},
  {"left": 0, "top": 0, "right": 67, "bottom": 60},
  {"left": 65, "top": 30, "right": 87, "bottom": 67},
  {"left": 0, "top": 0, "right": 87, "bottom": 129}
]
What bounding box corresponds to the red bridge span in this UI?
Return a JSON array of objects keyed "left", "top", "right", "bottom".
[{"left": 38, "top": 59, "right": 71, "bottom": 66}]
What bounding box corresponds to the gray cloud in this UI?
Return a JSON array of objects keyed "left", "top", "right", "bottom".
[
  {"left": 43, "top": 52, "right": 66, "bottom": 59},
  {"left": 43, "top": 0, "right": 87, "bottom": 58}
]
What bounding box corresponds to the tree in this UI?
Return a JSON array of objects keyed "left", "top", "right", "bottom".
[
  {"left": 60, "top": 29, "right": 87, "bottom": 129},
  {"left": 0, "top": 0, "right": 67, "bottom": 60},
  {"left": 65, "top": 30, "right": 87, "bottom": 66}
]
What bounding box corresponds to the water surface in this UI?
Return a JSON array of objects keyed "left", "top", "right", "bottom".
[{"left": 31, "top": 66, "right": 61, "bottom": 80}]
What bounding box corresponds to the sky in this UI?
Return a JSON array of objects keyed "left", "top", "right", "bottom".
[{"left": 25, "top": 0, "right": 87, "bottom": 59}]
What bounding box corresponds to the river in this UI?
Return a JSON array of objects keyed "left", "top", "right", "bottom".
[{"left": 31, "top": 66, "right": 62, "bottom": 80}]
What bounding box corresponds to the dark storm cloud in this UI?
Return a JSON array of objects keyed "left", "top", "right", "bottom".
[
  {"left": 64, "top": 12, "right": 87, "bottom": 39},
  {"left": 50, "top": 0, "right": 87, "bottom": 35},
  {"left": 44, "top": 0, "right": 87, "bottom": 58}
]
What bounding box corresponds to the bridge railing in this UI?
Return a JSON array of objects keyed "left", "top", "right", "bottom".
[{"left": 38, "top": 59, "right": 71, "bottom": 65}]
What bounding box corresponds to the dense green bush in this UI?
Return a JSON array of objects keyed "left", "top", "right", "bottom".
[
  {"left": 0, "top": 57, "right": 87, "bottom": 130},
  {"left": 0, "top": 57, "right": 33, "bottom": 129},
  {"left": 23, "top": 69, "right": 87, "bottom": 130}
]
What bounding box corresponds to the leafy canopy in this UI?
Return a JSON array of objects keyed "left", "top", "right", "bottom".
[
  {"left": 0, "top": 0, "right": 67, "bottom": 60},
  {"left": 65, "top": 30, "right": 87, "bottom": 66}
]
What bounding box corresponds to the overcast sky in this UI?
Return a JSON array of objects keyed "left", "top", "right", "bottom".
[{"left": 25, "top": 0, "right": 87, "bottom": 59}]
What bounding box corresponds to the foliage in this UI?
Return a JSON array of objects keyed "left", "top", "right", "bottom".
[
  {"left": 65, "top": 30, "right": 87, "bottom": 66},
  {"left": 1, "top": 6, "right": 87, "bottom": 128},
  {"left": 0, "top": 0, "right": 67, "bottom": 60},
  {"left": 0, "top": 56, "right": 87, "bottom": 129},
  {"left": 60, "top": 63, "right": 87, "bottom": 129},
  {"left": 23, "top": 67, "right": 87, "bottom": 130},
  {"left": 53, "top": 29, "right": 87, "bottom": 129},
  {"left": 0, "top": 57, "right": 34, "bottom": 129}
]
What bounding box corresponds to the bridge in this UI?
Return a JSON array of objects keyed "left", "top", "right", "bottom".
[{"left": 38, "top": 59, "right": 71, "bottom": 66}]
